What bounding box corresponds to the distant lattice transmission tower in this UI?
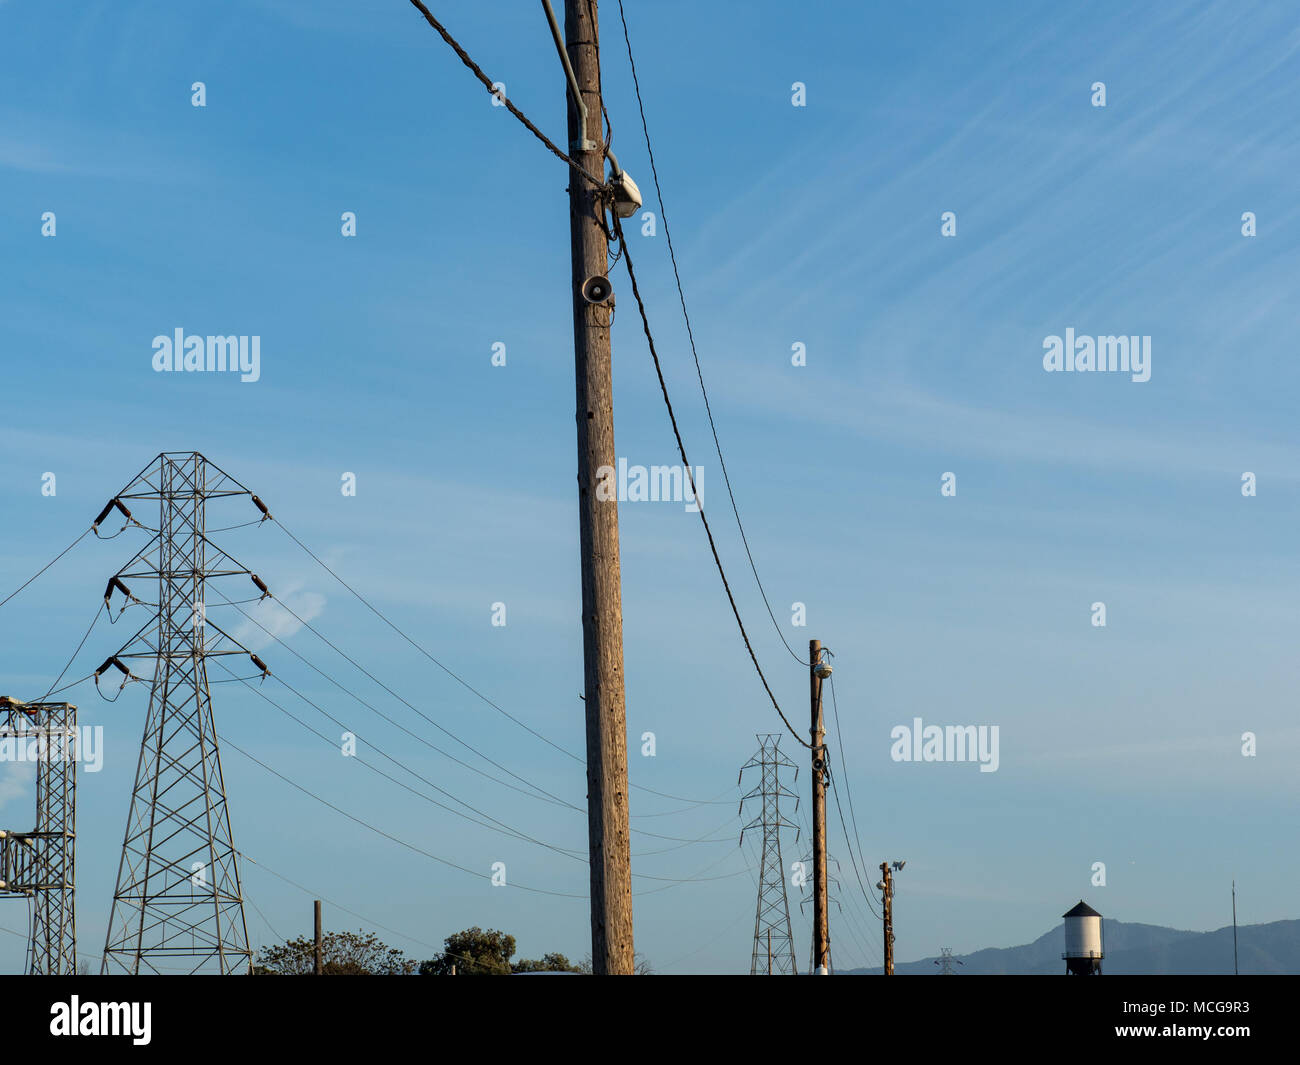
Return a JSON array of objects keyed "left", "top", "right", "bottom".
[
  {"left": 739, "top": 734, "right": 799, "bottom": 975},
  {"left": 97, "top": 452, "right": 271, "bottom": 974},
  {"left": 798, "top": 850, "right": 840, "bottom": 974},
  {"left": 0, "top": 697, "right": 77, "bottom": 974}
]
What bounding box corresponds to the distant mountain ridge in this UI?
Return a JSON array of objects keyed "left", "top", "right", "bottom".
[{"left": 844, "top": 919, "right": 1300, "bottom": 975}]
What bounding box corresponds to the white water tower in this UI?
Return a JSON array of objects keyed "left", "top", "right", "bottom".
[{"left": 1062, "top": 900, "right": 1103, "bottom": 975}]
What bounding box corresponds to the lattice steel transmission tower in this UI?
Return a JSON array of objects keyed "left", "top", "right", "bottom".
[
  {"left": 97, "top": 452, "right": 271, "bottom": 974},
  {"left": 798, "top": 850, "right": 840, "bottom": 974},
  {"left": 0, "top": 697, "right": 77, "bottom": 974},
  {"left": 739, "top": 734, "right": 799, "bottom": 975}
]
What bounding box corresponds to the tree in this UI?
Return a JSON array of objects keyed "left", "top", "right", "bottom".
[
  {"left": 512, "top": 952, "right": 580, "bottom": 974},
  {"left": 420, "top": 927, "right": 515, "bottom": 976},
  {"left": 254, "top": 929, "right": 416, "bottom": 975}
]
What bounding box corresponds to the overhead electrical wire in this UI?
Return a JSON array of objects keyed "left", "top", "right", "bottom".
[
  {"left": 222, "top": 661, "right": 745, "bottom": 874},
  {"left": 210, "top": 658, "right": 588, "bottom": 863},
  {"left": 219, "top": 731, "right": 589, "bottom": 899},
  {"left": 405, "top": 0, "right": 601, "bottom": 186},
  {"left": 223, "top": 724, "right": 750, "bottom": 897},
  {"left": 401, "top": 0, "right": 805, "bottom": 750},
  {"left": 266, "top": 519, "right": 734, "bottom": 808},
  {"left": 795, "top": 795, "right": 882, "bottom": 968},
  {"left": 214, "top": 582, "right": 736, "bottom": 848},
  {"left": 612, "top": 214, "right": 810, "bottom": 750},
  {"left": 37, "top": 601, "right": 103, "bottom": 701},
  {"left": 827, "top": 674, "right": 882, "bottom": 919},
  {"left": 236, "top": 849, "right": 481, "bottom": 963},
  {"left": 243, "top": 891, "right": 284, "bottom": 946},
  {"left": 271, "top": 520, "right": 581, "bottom": 757},
  {"left": 208, "top": 586, "right": 580, "bottom": 812},
  {"left": 614, "top": 0, "right": 803, "bottom": 666},
  {"left": 0, "top": 528, "right": 91, "bottom": 611}
]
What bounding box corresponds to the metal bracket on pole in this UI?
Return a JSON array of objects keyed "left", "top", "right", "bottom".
[{"left": 541, "top": 0, "right": 597, "bottom": 154}]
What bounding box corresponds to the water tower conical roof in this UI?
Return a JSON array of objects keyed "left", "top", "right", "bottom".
[{"left": 1063, "top": 900, "right": 1102, "bottom": 918}]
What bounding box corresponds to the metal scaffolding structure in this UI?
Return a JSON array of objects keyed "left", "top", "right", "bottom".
[
  {"left": 0, "top": 696, "right": 78, "bottom": 974},
  {"left": 98, "top": 452, "right": 267, "bottom": 974},
  {"left": 739, "top": 733, "right": 799, "bottom": 975}
]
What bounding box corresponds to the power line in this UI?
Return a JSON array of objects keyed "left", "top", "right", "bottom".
[
  {"left": 827, "top": 764, "right": 880, "bottom": 921},
  {"left": 220, "top": 732, "right": 589, "bottom": 899},
  {"left": 267, "top": 519, "right": 734, "bottom": 808},
  {"left": 41, "top": 674, "right": 94, "bottom": 700},
  {"left": 632, "top": 846, "right": 756, "bottom": 895},
  {"left": 630, "top": 813, "right": 737, "bottom": 856},
  {"left": 405, "top": 0, "right": 601, "bottom": 186},
  {"left": 236, "top": 850, "right": 473, "bottom": 964},
  {"left": 243, "top": 891, "right": 284, "bottom": 945},
  {"left": 271, "top": 520, "right": 579, "bottom": 760},
  {"left": 210, "top": 658, "right": 588, "bottom": 863},
  {"left": 38, "top": 601, "right": 103, "bottom": 701},
  {"left": 221, "top": 711, "right": 744, "bottom": 896},
  {"left": 0, "top": 528, "right": 91, "bottom": 611},
  {"left": 827, "top": 675, "right": 880, "bottom": 919},
  {"left": 210, "top": 585, "right": 580, "bottom": 812},
  {"left": 611, "top": 214, "right": 809, "bottom": 750},
  {"left": 252, "top": 666, "right": 740, "bottom": 876},
  {"left": 400, "top": 2, "right": 773, "bottom": 807},
  {"left": 615, "top": 0, "right": 803, "bottom": 666},
  {"left": 796, "top": 792, "right": 882, "bottom": 968}
]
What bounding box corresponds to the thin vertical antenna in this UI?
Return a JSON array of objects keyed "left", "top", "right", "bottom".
[{"left": 1232, "top": 880, "right": 1238, "bottom": 975}]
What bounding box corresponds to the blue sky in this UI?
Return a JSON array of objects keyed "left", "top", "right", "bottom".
[{"left": 1, "top": 0, "right": 1298, "bottom": 974}]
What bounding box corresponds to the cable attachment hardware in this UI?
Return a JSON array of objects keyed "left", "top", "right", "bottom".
[
  {"left": 103, "top": 575, "right": 135, "bottom": 612},
  {"left": 92, "top": 497, "right": 134, "bottom": 533},
  {"left": 94, "top": 656, "right": 132, "bottom": 699}
]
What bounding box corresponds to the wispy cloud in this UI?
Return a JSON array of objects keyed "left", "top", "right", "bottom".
[
  {"left": 0, "top": 764, "right": 34, "bottom": 813},
  {"left": 227, "top": 584, "right": 327, "bottom": 652}
]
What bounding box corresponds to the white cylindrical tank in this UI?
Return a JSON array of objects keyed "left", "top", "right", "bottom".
[{"left": 1062, "top": 900, "right": 1103, "bottom": 974}]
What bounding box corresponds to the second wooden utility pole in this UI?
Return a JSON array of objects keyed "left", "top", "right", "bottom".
[
  {"left": 880, "top": 862, "right": 895, "bottom": 976},
  {"left": 563, "top": 0, "right": 634, "bottom": 976},
  {"left": 313, "top": 899, "right": 322, "bottom": 975},
  {"left": 810, "top": 639, "right": 830, "bottom": 974}
]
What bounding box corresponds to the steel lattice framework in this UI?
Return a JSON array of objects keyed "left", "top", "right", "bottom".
[
  {"left": 0, "top": 697, "right": 77, "bottom": 974},
  {"left": 99, "top": 452, "right": 268, "bottom": 974},
  {"left": 739, "top": 733, "right": 799, "bottom": 975},
  {"left": 798, "top": 849, "right": 840, "bottom": 974}
]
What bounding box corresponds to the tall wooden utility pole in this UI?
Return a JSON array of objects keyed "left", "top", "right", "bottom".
[
  {"left": 880, "top": 862, "right": 895, "bottom": 976},
  {"left": 313, "top": 900, "right": 323, "bottom": 975},
  {"left": 810, "top": 639, "right": 829, "bottom": 974},
  {"left": 563, "top": 0, "right": 634, "bottom": 976}
]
